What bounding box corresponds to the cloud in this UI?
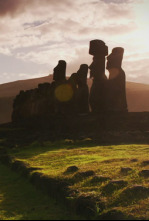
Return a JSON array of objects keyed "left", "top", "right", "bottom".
[
  {"left": 0, "top": 47, "right": 12, "bottom": 56},
  {"left": 100, "top": 0, "right": 134, "bottom": 4},
  {"left": 0, "top": 0, "right": 148, "bottom": 85},
  {"left": 0, "top": 0, "right": 31, "bottom": 17},
  {"left": 102, "top": 22, "right": 137, "bottom": 35},
  {"left": 0, "top": 0, "right": 73, "bottom": 17}
]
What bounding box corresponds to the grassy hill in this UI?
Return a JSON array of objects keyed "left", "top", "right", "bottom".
[
  {"left": 0, "top": 113, "right": 149, "bottom": 219},
  {"left": 0, "top": 75, "right": 149, "bottom": 124},
  {"left": 1, "top": 137, "right": 149, "bottom": 220}
]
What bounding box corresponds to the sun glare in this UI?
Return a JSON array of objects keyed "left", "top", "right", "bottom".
[
  {"left": 133, "top": 0, "right": 149, "bottom": 52},
  {"left": 55, "top": 84, "right": 74, "bottom": 102}
]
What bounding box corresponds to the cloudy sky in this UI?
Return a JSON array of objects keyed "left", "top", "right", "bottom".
[{"left": 0, "top": 0, "right": 149, "bottom": 84}]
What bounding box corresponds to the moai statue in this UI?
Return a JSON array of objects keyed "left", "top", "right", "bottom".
[
  {"left": 106, "top": 47, "right": 128, "bottom": 112},
  {"left": 66, "top": 73, "right": 78, "bottom": 114},
  {"left": 89, "top": 40, "right": 108, "bottom": 113},
  {"left": 52, "top": 60, "right": 73, "bottom": 115},
  {"left": 76, "top": 64, "right": 89, "bottom": 114},
  {"left": 34, "top": 83, "right": 53, "bottom": 117},
  {"left": 12, "top": 89, "right": 34, "bottom": 121},
  {"left": 68, "top": 73, "right": 78, "bottom": 89},
  {"left": 53, "top": 60, "right": 66, "bottom": 83},
  {"left": 12, "top": 90, "right": 25, "bottom": 122}
]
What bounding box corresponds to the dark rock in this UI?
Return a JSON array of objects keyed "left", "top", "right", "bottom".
[
  {"left": 29, "top": 167, "right": 41, "bottom": 172},
  {"left": 120, "top": 167, "right": 133, "bottom": 175},
  {"left": 117, "top": 185, "right": 149, "bottom": 205},
  {"left": 130, "top": 159, "right": 138, "bottom": 163},
  {"left": 75, "top": 195, "right": 105, "bottom": 218},
  {"left": 91, "top": 175, "right": 111, "bottom": 184},
  {"left": 64, "top": 166, "right": 79, "bottom": 174},
  {"left": 110, "top": 180, "right": 128, "bottom": 185},
  {"left": 102, "top": 180, "right": 128, "bottom": 195},
  {"left": 98, "top": 209, "right": 134, "bottom": 220},
  {"left": 139, "top": 170, "right": 149, "bottom": 178},
  {"left": 30, "top": 173, "right": 70, "bottom": 199},
  {"left": 11, "top": 160, "right": 29, "bottom": 170},
  {"left": 74, "top": 170, "right": 95, "bottom": 179},
  {"left": 141, "top": 160, "right": 149, "bottom": 166},
  {"left": 11, "top": 160, "right": 31, "bottom": 177}
]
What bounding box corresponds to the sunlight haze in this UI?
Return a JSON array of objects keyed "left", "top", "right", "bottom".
[{"left": 0, "top": 0, "right": 149, "bottom": 84}]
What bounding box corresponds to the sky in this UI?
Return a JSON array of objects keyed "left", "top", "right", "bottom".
[{"left": 0, "top": 0, "right": 149, "bottom": 85}]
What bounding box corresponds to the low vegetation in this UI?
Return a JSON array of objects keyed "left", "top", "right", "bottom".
[{"left": 6, "top": 140, "right": 149, "bottom": 220}]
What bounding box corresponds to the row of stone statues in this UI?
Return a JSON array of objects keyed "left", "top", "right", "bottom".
[
  {"left": 12, "top": 39, "right": 128, "bottom": 122},
  {"left": 89, "top": 40, "right": 127, "bottom": 113}
]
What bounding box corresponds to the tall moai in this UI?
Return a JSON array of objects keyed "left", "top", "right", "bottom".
[
  {"left": 12, "top": 90, "right": 26, "bottom": 122},
  {"left": 52, "top": 60, "right": 75, "bottom": 115},
  {"left": 67, "top": 72, "right": 78, "bottom": 114},
  {"left": 89, "top": 40, "right": 108, "bottom": 113},
  {"left": 53, "top": 60, "right": 67, "bottom": 83},
  {"left": 106, "top": 47, "right": 128, "bottom": 112},
  {"left": 35, "top": 83, "right": 53, "bottom": 117},
  {"left": 12, "top": 89, "right": 37, "bottom": 122},
  {"left": 52, "top": 60, "right": 67, "bottom": 115},
  {"left": 76, "top": 64, "right": 89, "bottom": 114}
]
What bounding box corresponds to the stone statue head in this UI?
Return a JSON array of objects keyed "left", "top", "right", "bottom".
[
  {"left": 77, "top": 64, "right": 88, "bottom": 78},
  {"left": 89, "top": 40, "right": 108, "bottom": 79},
  {"left": 107, "top": 47, "right": 124, "bottom": 70},
  {"left": 68, "top": 73, "right": 78, "bottom": 85},
  {"left": 89, "top": 56, "right": 106, "bottom": 79},
  {"left": 77, "top": 64, "right": 88, "bottom": 83},
  {"left": 89, "top": 39, "right": 108, "bottom": 56},
  {"left": 53, "top": 60, "right": 66, "bottom": 82}
]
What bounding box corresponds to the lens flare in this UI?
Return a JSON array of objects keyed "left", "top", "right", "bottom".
[{"left": 54, "top": 84, "right": 73, "bottom": 102}]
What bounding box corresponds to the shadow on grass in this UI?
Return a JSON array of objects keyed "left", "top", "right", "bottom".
[
  {"left": 8, "top": 139, "right": 99, "bottom": 160},
  {"left": 0, "top": 164, "right": 78, "bottom": 220},
  {"left": 0, "top": 121, "right": 149, "bottom": 161}
]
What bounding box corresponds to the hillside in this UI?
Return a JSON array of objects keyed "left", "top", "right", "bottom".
[{"left": 0, "top": 75, "right": 149, "bottom": 124}]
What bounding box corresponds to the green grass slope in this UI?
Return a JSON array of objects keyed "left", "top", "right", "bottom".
[{"left": 8, "top": 140, "right": 149, "bottom": 220}]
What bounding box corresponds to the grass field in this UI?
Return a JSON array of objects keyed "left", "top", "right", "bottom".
[
  {"left": 7, "top": 140, "right": 149, "bottom": 219},
  {"left": 0, "top": 163, "right": 81, "bottom": 220}
]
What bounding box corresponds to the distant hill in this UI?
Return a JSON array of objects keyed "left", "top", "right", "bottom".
[{"left": 0, "top": 75, "right": 149, "bottom": 124}]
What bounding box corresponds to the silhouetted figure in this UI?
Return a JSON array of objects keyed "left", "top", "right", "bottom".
[
  {"left": 76, "top": 64, "right": 89, "bottom": 114},
  {"left": 106, "top": 47, "right": 128, "bottom": 112},
  {"left": 53, "top": 60, "right": 74, "bottom": 115},
  {"left": 89, "top": 40, "right": 108, "bottom": 113},
  {"left": 67, "top": 73, "right": 78, "bottom": 114},
  {"left": 35, "top": 83, "right": 53, "bottom": 116},
  {"left": 53, "top": 60, "right": 66, "bottom": 83}
]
